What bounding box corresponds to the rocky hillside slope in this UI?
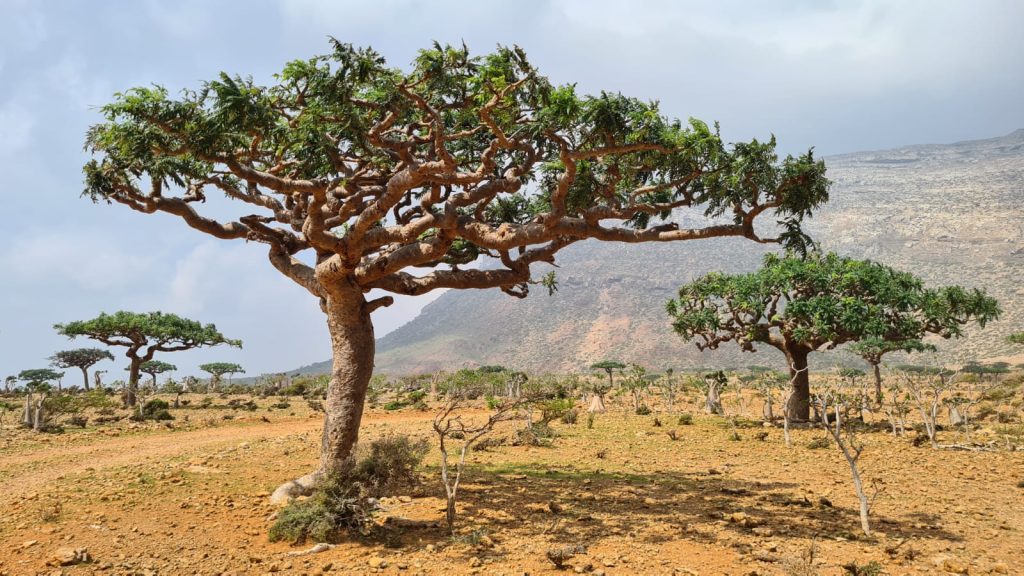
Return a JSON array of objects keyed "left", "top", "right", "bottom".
[{"left": 296, "top": 130, "right": 1024, "bottom": 375}]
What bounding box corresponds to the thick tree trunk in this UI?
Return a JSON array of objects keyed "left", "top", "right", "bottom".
[
  {"left": 271, "top": 283, "right": 374, "bottom": 504},
  {"left": 126, "top": 358, "right": 141, "bottom": 407},
  {"left": 872, "top": 362, "right": 882, "bottom": 406},
  {"left": 22, "top": 395, "right": 33, "bottom": 427},
  {"left": 785, "top": 348, "right": 811, "bottom": 421},
  {"left": 80, "top": 367, "right": 90, "bottom": 391}
]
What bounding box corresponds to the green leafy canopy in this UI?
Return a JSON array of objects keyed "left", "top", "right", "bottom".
[
  {"left": 199, "top": 362, "right": 245, "bottom": 377},
  {"left": 55, "top": 311, "right": 241, "bottom": 351},
  {"left": 666, "top": 252, "right": 1000, "bottom": 355},
  {"left": 49, "top": 348, "right": 115, "bottom": 369},
  {"left": 138, "top": 360, "right": 177, "bottom": 374},
  {"left": 18, "top": 368, "right": 65, "bottom": 385},
  {"left": 81, "top": 40, "right": 830, "bottom": 306}
]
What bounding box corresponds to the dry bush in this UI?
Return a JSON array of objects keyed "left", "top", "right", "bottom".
[{"left": 269, "top": 435, "right": 428, "bottom": 543}]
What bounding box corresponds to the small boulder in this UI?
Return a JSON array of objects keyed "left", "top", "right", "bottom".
[{"left": 49, "top": 547, "right": 90, "bottom": 566}]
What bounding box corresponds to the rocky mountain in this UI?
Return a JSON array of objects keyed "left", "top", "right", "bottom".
[{"left": 297, "top": 130, "right": 1024, "bottom": 376}]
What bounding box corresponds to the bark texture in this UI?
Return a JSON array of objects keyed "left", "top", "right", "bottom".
[
  {"left": 785, "top": 349, "right": 811, "bottom": 421},
  {"left": 318, "top": 284, "right": 376, "bottom": 476}
]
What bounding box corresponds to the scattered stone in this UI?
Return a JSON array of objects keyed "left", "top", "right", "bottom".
[
  {"left": 942, "top": 558, "right": 970, "bottom": 574},
  {"left": 368, "top": 556, "right": 387, "bottom": 569},
  {"left": 50, "top": 547, "right": 91, "bottom": 566}
]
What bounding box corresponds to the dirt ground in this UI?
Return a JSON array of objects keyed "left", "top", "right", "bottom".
[{"left": 1, "top": 394, "right": 1022, "bottom": 575}]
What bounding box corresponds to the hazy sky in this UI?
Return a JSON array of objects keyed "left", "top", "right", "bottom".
[{"left": 2, "top": 0, "right": 1023, "bottom": 382}]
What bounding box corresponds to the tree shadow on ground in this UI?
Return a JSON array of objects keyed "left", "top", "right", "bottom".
[{"left": 390, "top": 462, "right": 961, "bottom": 562}]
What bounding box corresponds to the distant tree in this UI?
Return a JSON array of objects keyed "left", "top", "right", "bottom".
[
  {"left": 84, "top": 40, "right": 829, "bottom": 498},
  {"left": 660, "top": 368, "right": 679, "bottom": 413},
  {"left": 162, "top": 379, "right": 185, "bottom": 408},
  {"left": 4, "top": 376, "right": 16, "bottom": 394},
  {"left": 692, "top": 370, "right": 728, "bottom": 415},
  {"left": 18, "top": 368, "right": 65, "bottom": 391},
  {"left": 590, "top": 361, "right": 626, "bottom": 390},
  {"left": 620, "top": 364, "right": 649, "bottom": 413},
  {"left": 93, "top": 370, "right": 107, "bottom": 390},
  {"left": 55, "top": 311, "right": 240, "bottom": 406},
  {"left": 667, "top": 252, "right": 1000, "bottom": 420},
  {"left": 199, "top": 362, "right": 245, "bottom": 390},
  {"left": 588, "top": 361, "right": 625, "bottom": 413},
  {"left": 849, "top": 338, "right": 933, "bottom": 406},
  {"left": 136, "top": 360, "right": 177, "bottom": 387},
  {"left": 49, "top": 348, "right": 114, "bottom": 390},
  {"left": 18, "top": 370, "right": 64, "bottom": 431}
]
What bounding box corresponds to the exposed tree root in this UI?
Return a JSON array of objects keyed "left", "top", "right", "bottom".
[
  {"left": 286, "top": 543, "right": 335, "bottom": 556},
  {"left": 270, "top": 471, "right": 320, "bottom": 505}
]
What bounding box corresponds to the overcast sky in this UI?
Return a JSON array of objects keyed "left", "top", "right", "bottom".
[{"left": 2, "top": 0, "right": 1023, "bottom": 383}]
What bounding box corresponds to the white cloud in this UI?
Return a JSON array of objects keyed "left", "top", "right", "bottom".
[{"left": 2, "top": 229, "right": 152, "bottom": 291}]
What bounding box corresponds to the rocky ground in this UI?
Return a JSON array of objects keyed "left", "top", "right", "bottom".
[{"left": 0, "top": 394, "right": 1022, "bottom": 575}]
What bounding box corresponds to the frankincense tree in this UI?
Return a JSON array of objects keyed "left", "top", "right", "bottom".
[
  {"left": 82, "top": 40, "right": 829, "bottom": 498},
  {"left": 49, "top": 348, "right": 114, "bottom": 391},
  {"left": 55, "top": 311, "right": 239, "bottom": 406},
  {"left": 667, "top": 252, "right": 999, "bottom": 420}
]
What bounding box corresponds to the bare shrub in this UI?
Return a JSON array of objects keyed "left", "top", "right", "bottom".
[{"left": 434, "top": 395, "right": 524, "bottom": 534}]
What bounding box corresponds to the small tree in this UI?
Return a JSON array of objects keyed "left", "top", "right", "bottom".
[
  {"left": 433, "top": 394, "right": 524, "bottom": 534},
  {"left": 621, "top": 364, "right": 650, "bottom": 414},
  {"left": 19, "top": 369, "right": 65, "bottom": 392},
  {"left": 897, "top": 365, "right": 955, "bottom": 448},
  {"left": 588, "top": 361, "right": 624, "bottom": 413},
  {"left": 163, "top": 379, "right": 185, "bottom": 408},
  {"left": 752, "top": 369, "right": 787, "bottom": 422},
  {"left": 660, "top": 368, "right": 679, "bottom": 413},
  {"left": 850, "top": 338, "right": 932, "bottom": 406},
  {"left": 3, "top": 376, "right": 15, "bottom": 394},
  {"left": 1008, "top": 332, "right": 1024, "bottom": 345},
  {"left": 55, "top": 311, "right": 240, "bottom": 406},
  {"left": 136, "top": 360, "right": 177, "bottom": 387},
  {"left": 881, "top": 374, "right": 911, "bottom": 436},
  {"left": 813, "top": 387, "right": 879, "bottom": 536},
  {"left": 49, "top": 348, "right": 114, "bottom": 391},
  {"left": 93, "top": 370, "right": 107, "bottom": 391},
  {"left": 199, "top": 362, "right": 245, "bottom": 391},
  {"left": 667, "top": 252, "right": 1000, "bottom": 421},
  {"left": 691, "top": 370, "right": 728, "bottom": 415}
]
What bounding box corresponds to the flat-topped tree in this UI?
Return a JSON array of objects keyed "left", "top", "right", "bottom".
[
  {"left": 137, "top": 360, "right": 177, "bottom": 387},
  {"left": 82, "top": 40, "right": 829, "bottom": 498},
  {"left": 199, "top": 362, "right": 245, "bottom": 389},
  {"left": 667, "top": 252, "right": 1000, "bottom": 421},
  {"left": 849, "top": 337, "right": 933, "bottom": 405},
  {"left": 55, "top": 311, "right": 240, "bottom": 406},
  {"left": 19, "top": 369, "right": 65, "bottom": 391},
  {"left": 49, "top": 348, "right": 114, "bottom": 391},
  {"left": 588, "top": 360, "right": 625, "bottom": 413}
]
